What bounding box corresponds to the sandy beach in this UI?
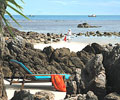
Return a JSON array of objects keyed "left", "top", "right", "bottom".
[
  {"left": 5, "top": 80, "right": 66, "bottom": 100},
  {"left": 34, "top": 41, "right": 88, "bottom": 52}
]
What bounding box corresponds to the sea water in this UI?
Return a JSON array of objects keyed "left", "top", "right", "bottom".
[{"left": 5, "top": 15, "right": 120, "bottom": 44}]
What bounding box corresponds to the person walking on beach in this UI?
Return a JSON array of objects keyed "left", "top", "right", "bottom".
[{"left": 67, "top": 29, "right": 72, "bottom": 42}]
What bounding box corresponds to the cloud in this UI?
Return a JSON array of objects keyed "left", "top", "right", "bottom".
[
  {"left": 51, "top": 0, "right": 80, "bottom": 6},
  {"left": 51, "top": 0, "right": 67, "bottom": 5},
  {"left": 50, "top": 0, "right": 120, "bottom": 8},
  {"left": 74, "top": 0, "right": 120, "bottom": 7}
]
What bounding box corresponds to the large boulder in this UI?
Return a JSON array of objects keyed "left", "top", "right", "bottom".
[
  {"left": 43, "top": 46, "right": 54, "bottom": 61},
  {"left": 86, "top": 91, "right": 98, "bottom": 100},
  {"left": 65, "top": 91, "right": 98, "bottom": 100},
  {"left": 74, "top": 68, "right": 83, "bottom": 94},
  {"left": 82, "top": 45, "right": 95, "bottom": 54},
  {"left": 104, "top": 92, "right": 120, "bottom": 100},
  {"left": 81, "top": 54, "right": 106, "bottom": 99},
  {"left": 66, "top": 80, "right": 77, "bottom": 96},
  {"left": 51, "top": 48, "right": 70, "bottom": 62},
  {"left": 34, "top": 91, "right": 55, "bottom": 100},
  {"left": 77, "top": 50, "right": 95, "bottom": 65},
  {"left": 11, "top": 90, "right": 34, "bottom": 100},
  {"left": 70, "top": 57, "right": 85, "bottom": 69},
  {"left": 103, "top": 44, "right": 120, "bottom": 93},
  {"left": 91, "top": 43, "right": 105, "bottom": 54}
]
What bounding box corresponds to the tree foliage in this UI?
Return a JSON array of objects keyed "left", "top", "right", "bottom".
[{"left": 0, "top": 0, "right": 29, "bottom": 36}]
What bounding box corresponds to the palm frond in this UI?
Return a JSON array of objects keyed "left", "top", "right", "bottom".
[
  {"left": 0, "top": 0, "right": 29, "bottom": 37},
  {"left": 7, "top": 0, "right": 23, "bottom": 10},
  {"left": 1, "top": 14, "right": 15, "bottom": 38},
  {"left": 6, "top": 10, "right": 21, "bottom": 27},
  {"left": 7, "top": 3, "right": 30, "bottom": 20}
]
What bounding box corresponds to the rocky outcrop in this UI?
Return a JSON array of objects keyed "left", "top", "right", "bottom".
[
  {"left": 91, "top": 43, "right": 106, "bottom": 54},
  {"left": 77, "top": 23, "right": 101, "bottom": 28},
  {"left": 66, "top": 54, "right": 106, "bottom": 100},
  {"left": 104, "top": 92, "right": 120, "bottom": 100},
  {"left": 34, "top": 91, "right": 55, "bottom": 100},
  {"left": 11, "top": 90, "right": 34, "bottom": 100},
  {"left": 65, "top": 91, "right": 98, "bottom": 100},
  {"left": 2, "top": 31, "right": 120, "bottom": 100},
  {"left": 103, "top": 44, "right": 120, "bottom": 93},
  {"left": 4, "top": 27, "right": 63, "bottom": 44},
  {"left": 1, "top": 38, "right": 88, "bottom": 77},
  {"left": 11, "top": 90, "right": 54, "bottom": 100}
]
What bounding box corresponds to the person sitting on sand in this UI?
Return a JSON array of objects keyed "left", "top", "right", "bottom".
[{"left": 67, "top": 29, "right": 72, "bottom": 41}]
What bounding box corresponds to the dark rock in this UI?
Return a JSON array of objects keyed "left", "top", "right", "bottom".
[
  {"left": 77, "top": 50, "right": 95, "bottom": 65},
  {"left": 74, "top": 68, "right": 82, "bottom": 94},
  {"left": 70, "top": 57, "right": 85, "bottom": 68},
  {"left": 83, "top": 45, "right": 95, "bottom": 54},
  {"left": 47, "top": 33, "right": 51, "bottom": 37},
  {"left": 76, "top": 33, "right": 83, "bottom": 36},
  {"left": 77, "top": 23, "right": 101, "bottom": 28},
  {"left": 104, "top": 92, "right": 120, "bottom": 100},
  {"left": 43, "top": 46, "right": 54, "bottom": 59},
  {"left": 86, "top": 91, "right": 98, "bottom": 100},
  {"left": 66, "top": 81, "right": 77, "bottom": 95},
  {"left": 83, "top": 23, "right": 89, "bottom": 26},
  {"left": 12, "top": 45, "right": 22, "bottom": 54},
  {"left": 60, "top": 33, "right": 63, "bottom": 37},
  {"left": 25, "top": 42, "right": 34, "bottom": 49},
  {"left": 103, "top": 44, "right": 120, "bottom": 93},
  {"left": 65, "top": 91, "right": 98, "bottom": 100},
  {"left": 44, "top": 41, "right": 49, "bottom": 44},
  {"left": 17, "top": 55, "right": 29, "bottom": 63},
  {"left": 11, "top": 90, "right": 34, "bottom": 100},
  {"left": 70, "top": 52, "right": 77, "bottom": 57},
  {"left": 89, "top": 31, "right": 95, "bottom": 36},
  {"left": 51, "top": 48, "right": 70, "bottom": 62},
  {"left": 91, "top": 43, "right": 105, "bottom": 54},
  {"left": 34, "top": 91, "right": 55, "bottom": 100},
  {"left": 77, "top": 94, "right": 86, "bottom": 100},
  {"left": 81, "top": 54, "right": 106, "bottom": 100}
]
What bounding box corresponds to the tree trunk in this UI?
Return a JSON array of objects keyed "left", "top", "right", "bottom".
[{"left": 0, "top": 1, "right": 8, "bottom": 100}]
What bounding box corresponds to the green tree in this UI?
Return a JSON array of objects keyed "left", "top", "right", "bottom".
[{"left": 0, "top": 0, "right": 28, "bottom": 99}]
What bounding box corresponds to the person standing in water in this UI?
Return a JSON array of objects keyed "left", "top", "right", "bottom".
[{"left": 67, "top": 29, "right": 72, "bottom": 41}]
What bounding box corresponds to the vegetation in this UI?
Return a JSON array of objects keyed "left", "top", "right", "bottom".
[
  {"left": 0, "top": 0, "right": 29, "bottom": 35},
  {"left": 0, "top": 0, "right": 28, "bottom": 60}
]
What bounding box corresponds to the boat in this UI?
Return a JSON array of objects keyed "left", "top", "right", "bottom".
[
  {"left": 29, "top": 15, "right": 34, "bottom": 17},
  {"left": 88, "top": 14, "right": 96, "bottom": 17}
]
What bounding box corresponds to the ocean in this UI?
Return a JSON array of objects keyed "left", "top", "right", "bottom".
[{"left": 5, "top": 15, "right": 120, "bottom": 44}]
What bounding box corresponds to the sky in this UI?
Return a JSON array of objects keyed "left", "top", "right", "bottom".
[{"left": 7, "top": 0, "right": 120, "bottom": 15}]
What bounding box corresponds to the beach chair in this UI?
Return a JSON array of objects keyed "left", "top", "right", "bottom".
[{"left": 5, "top": 59, "right": 71, "bottom": 90}]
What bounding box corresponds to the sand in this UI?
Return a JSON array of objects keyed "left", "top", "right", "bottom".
[
  {"left": 34, "top": 41, "right": 88, "bottom": 52},
  {"left": 5, "top": 80, "right": 66, "bottom": 100},
  {"left": 5, "top": 41, "right": 88, "bottom": 100}
]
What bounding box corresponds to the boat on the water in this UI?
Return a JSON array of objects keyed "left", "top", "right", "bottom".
[
  {"left": 29, "top": 15, "right": 34, "bottom": 17},
  {"left": 88, "top": 14, "right": 96, "bottom": 17}
]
